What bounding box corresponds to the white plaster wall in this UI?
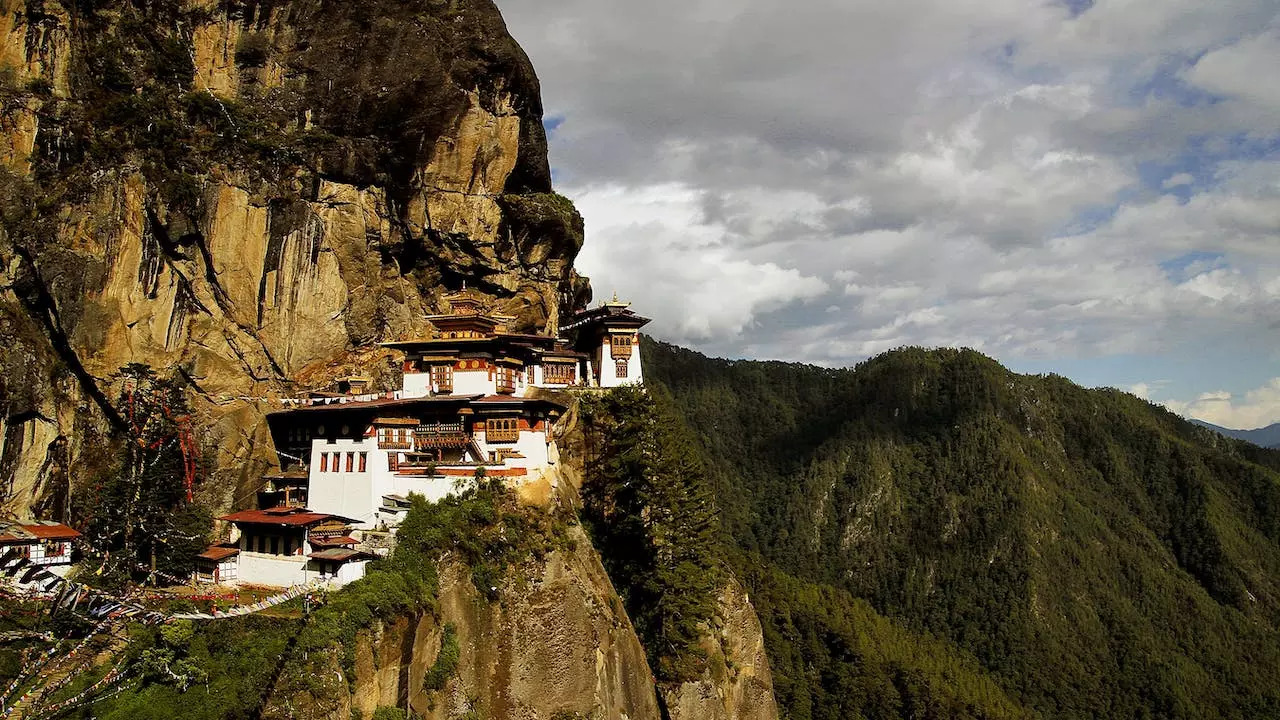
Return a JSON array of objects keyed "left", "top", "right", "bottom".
[
  {"left": 402, "top": 372, "right": 432, "bottom": 398},
  {"left": 308, "top": 437, "right": 379, "bottom": 527},
  {"left": 452, "top": 368, "right": 497, "bottom": 395},
  {"left": 236, "top": 553, "right": 309, "bottom": 587},
  {"left": 471, "top": 428, "right": 551, "bottom": 472},
  {"left": 387, "top": 473, "right": 470, "bottom": 503},
  {"left": 597, "top": 336, "right": 644, "bottom": 387},
  {"left": 329, "top": 560, "right": 367, "bottom": 586}
]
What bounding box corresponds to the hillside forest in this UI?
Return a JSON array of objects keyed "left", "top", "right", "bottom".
[{"left": 642, "top": 337, "right": 1280, "bottom": 720}]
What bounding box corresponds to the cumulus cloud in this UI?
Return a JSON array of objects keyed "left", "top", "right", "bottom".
[
  {"left": 1165, "top": 379, "right": 1280, "bottom": 430},
  {"left": 1183, "top": 31, "right": 1280, "bottom": 111},
  {"left": 569, "top": 183, "right": 829, "bottom": 344},
  {"left": 497, "top": 0, "right": 1280, "bottom": 422}
]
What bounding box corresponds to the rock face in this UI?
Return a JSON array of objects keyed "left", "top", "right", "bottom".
[
  {"left": 663, "top": 579, "right": 780, "bottom": 720},
  {"left": 263, "top": 525, "right": 663, "bottom": 720},
  {"left": 0, "top": 0, "right": 589, "bottom": 517}
]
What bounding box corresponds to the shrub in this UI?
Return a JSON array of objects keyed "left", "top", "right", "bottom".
[{"left": 421, "top": 623, "right": 460, "bottom": 691}]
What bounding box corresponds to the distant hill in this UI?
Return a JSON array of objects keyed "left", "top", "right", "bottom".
[
  {"left": 1190, "top": 419, "right": 1280, "bottom": 449},
  {"left": 644, "top": 337, "right": 1280, "bottom": 720}
]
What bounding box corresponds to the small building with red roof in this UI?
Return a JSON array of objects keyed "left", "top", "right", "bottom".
[
  {"left": 0, "top": 521, "right": 79, "bottom": 576},
  {"left": 214, "top": 507, "right": 369, "bottom": 588}
]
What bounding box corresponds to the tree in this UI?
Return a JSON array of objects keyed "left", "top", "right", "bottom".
[
  {"left": 75, "top": 364, "right": 209, "bottom": 588},
  {"left": 579, "top": 385, "right": 723, "bottom": 681}
]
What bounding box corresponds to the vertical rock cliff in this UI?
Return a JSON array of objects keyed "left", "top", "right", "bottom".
[
  {"left": 663, "top": 578, "right": 780, "bottom": 720},
  {"left": 0, "top": 0, "right": 590, "bottom": 517},
  {"left": 265, "top": 529, "right": 663, "bottom": 720}
]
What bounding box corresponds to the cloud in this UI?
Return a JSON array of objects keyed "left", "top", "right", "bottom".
[
  {"left": 569, "top": 183, "right": 829, "bottom": 344},
  {"left": 1183, "top": 31, "right": 1280, "bottom": 111},
  {"left": 1165, "top": 378, "right": 1280, "bottom": 429},
  {"left": 496, "top": 0, "right": 1280, "bottom": 399}
]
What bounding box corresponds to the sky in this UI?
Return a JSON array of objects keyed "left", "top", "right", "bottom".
[{"left": 496, "top": 0, "right": 1280, "bottom": 430}]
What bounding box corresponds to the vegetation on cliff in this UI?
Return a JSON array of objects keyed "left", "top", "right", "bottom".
[
  {"left": 8, "top": 479, "right": 566, "bottom": 719},
  {"left": 644, "top": 337, "right": 1280, "bottom": 719},
  {"left": 578, "top": 386, "right": 722, "bottom": 682}
]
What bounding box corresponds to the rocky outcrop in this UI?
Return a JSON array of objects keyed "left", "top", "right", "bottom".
[
  {"left": 663, "top": 578, "right": 780, "bottom": 720},
  {"left": 262, "top": 523, "right": 662, "bottom": 720},
  {"left": 0, "top": 0, "right": 589, "bottom": 517}
]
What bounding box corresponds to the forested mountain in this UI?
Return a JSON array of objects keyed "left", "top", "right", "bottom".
[
  {"left": 643, "top": 338, "right": 1280, "bottom": 720},
  {"left": 1190, "top": 419, "right": 1280, "bottom": 449}
]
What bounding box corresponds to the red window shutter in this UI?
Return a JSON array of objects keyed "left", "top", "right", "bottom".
[
  {"left": 359, "top": 452, "right": 367, "bottom": 472},
  {"left": 320, "top": 453, "right": 328, "bottom": 472},
  {"left": 346, "top": 452, "right": 354, "bottom": 472}
]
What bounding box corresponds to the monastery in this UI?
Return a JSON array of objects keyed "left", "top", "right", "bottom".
[{"left": 200, "top": 291, "right": 650, "bottom": 589}]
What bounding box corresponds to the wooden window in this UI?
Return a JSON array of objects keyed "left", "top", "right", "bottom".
[
  {"left": 615, "top": 358, "right": 629, "bottom": 378},
  {"left": 486, "top": 418, "right": 519, "bottom": 443},
  {"left": 432, "top": 365, "right": 454, "bottom": 393},
  {"left": 345, "top": 452, "right": 354, "bottom": 472},
  {"left": 319, "top": 453, "right": 328, "bottom": 472},
  {"left": 380, "top": 428, "right": 412, "bottom": 450},
  {"left": 358, "top": 452, "right": 367, "bottom": 472},
  {"left": 610, "top": 334, "right": 634, "bottom": 358},
  {"left": 545, "top": 363, "right": 576, "bottom": 384},
  {"left": 496, "top": 366, "right": 516, "bottom": 394},
  {"left": 527, "top": 366, "right": 536, "bottom": 384},
  {"left": 388, "top": 452, "right": 399, "bottom": 471}
]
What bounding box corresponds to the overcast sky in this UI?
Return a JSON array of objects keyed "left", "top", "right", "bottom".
[{"left": 496, "top": 0, "right": 1280, "bottom": 430}]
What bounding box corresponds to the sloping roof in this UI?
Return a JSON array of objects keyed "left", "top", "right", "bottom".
[
  {"left": 308, "top": 548, "right": 372, "bottom": 562},
  {"left": 0, "top": 522, "right": 80, "bottom": 544},
  {"left": 310, "top": 536, "right": 358, "bottom": 547},
  {"left": 219, "top": 508, "right": 359, "bottom": 527},
  {"left": 197, "top": 545, "right": 240, "bottom": 562},
  {"left": 269, "top": 394, "right": 484, "bottom": 416}
]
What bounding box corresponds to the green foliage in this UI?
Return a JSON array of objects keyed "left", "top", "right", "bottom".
[
  {"left": 422, "top": 623, "right": 460, "bottom": 692},
  {"left": 578, "top": 386, "right": 723, "bottom": 682},
  {"left": 94, "top": 614, "right": 301, "bottom": 720},
  {"left": 92, "top": 483, "right": 568, "bottom": 718},
  {"left": 644, "top": 338, "right": 1280, "bottom": 719},
  {"left": 393, "top": 480, "right": 568, "bottom": 601},
  {"left": 370, "top": 708, "right": 409, "bottom": 720},
  {"left": 744, "top": 557, "right": 1035, "bottom": 720}
]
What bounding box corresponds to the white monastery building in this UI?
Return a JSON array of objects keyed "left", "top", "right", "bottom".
[{"left": 201, "top": 291, "right": 650, "bottom": 589}]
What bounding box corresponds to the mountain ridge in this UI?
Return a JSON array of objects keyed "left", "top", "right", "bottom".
[
  {"left": 643, "top": 336, "right": 1280, "bottom": 720},
  {"left": 1189, "top": 418, "right": 1280, "bottom": 449}
]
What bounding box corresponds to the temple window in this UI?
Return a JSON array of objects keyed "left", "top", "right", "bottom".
[
  {"left": 496, "top": 367, "right": 516, "bottom": 394},
  {"left": 615, "top": 358, "right": 629, "bottom": 378},
  {"left": 610, "top": 334, "right": 634, "bottom": 358},
  {"left": 319, "top": 453, "right": 328, "bottom": 472},
  {"left": 345, "top": 452, "right": 354, "bottom": 472},
  {"left": 545, "top": 363, "right": 576, "bottom": 384},
  {"left": 358, "top": 452, "right": 367, "bottom": 472},
  {"left": 432, "top": 365, "right": 453, "bottom": 393},
  {"left": 486, "top": 418, "right": 519, "bottom": 442}
]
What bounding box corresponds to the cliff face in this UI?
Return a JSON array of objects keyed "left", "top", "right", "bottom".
[
  {"left": 663, "top": 578, "right": 780, "bottom": 720},
  {"left": 0, "top": 0, "right": 589, "bottom": 518},
  {"left": 261, "top": 526, "right": 663, "bottom": 720}
]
